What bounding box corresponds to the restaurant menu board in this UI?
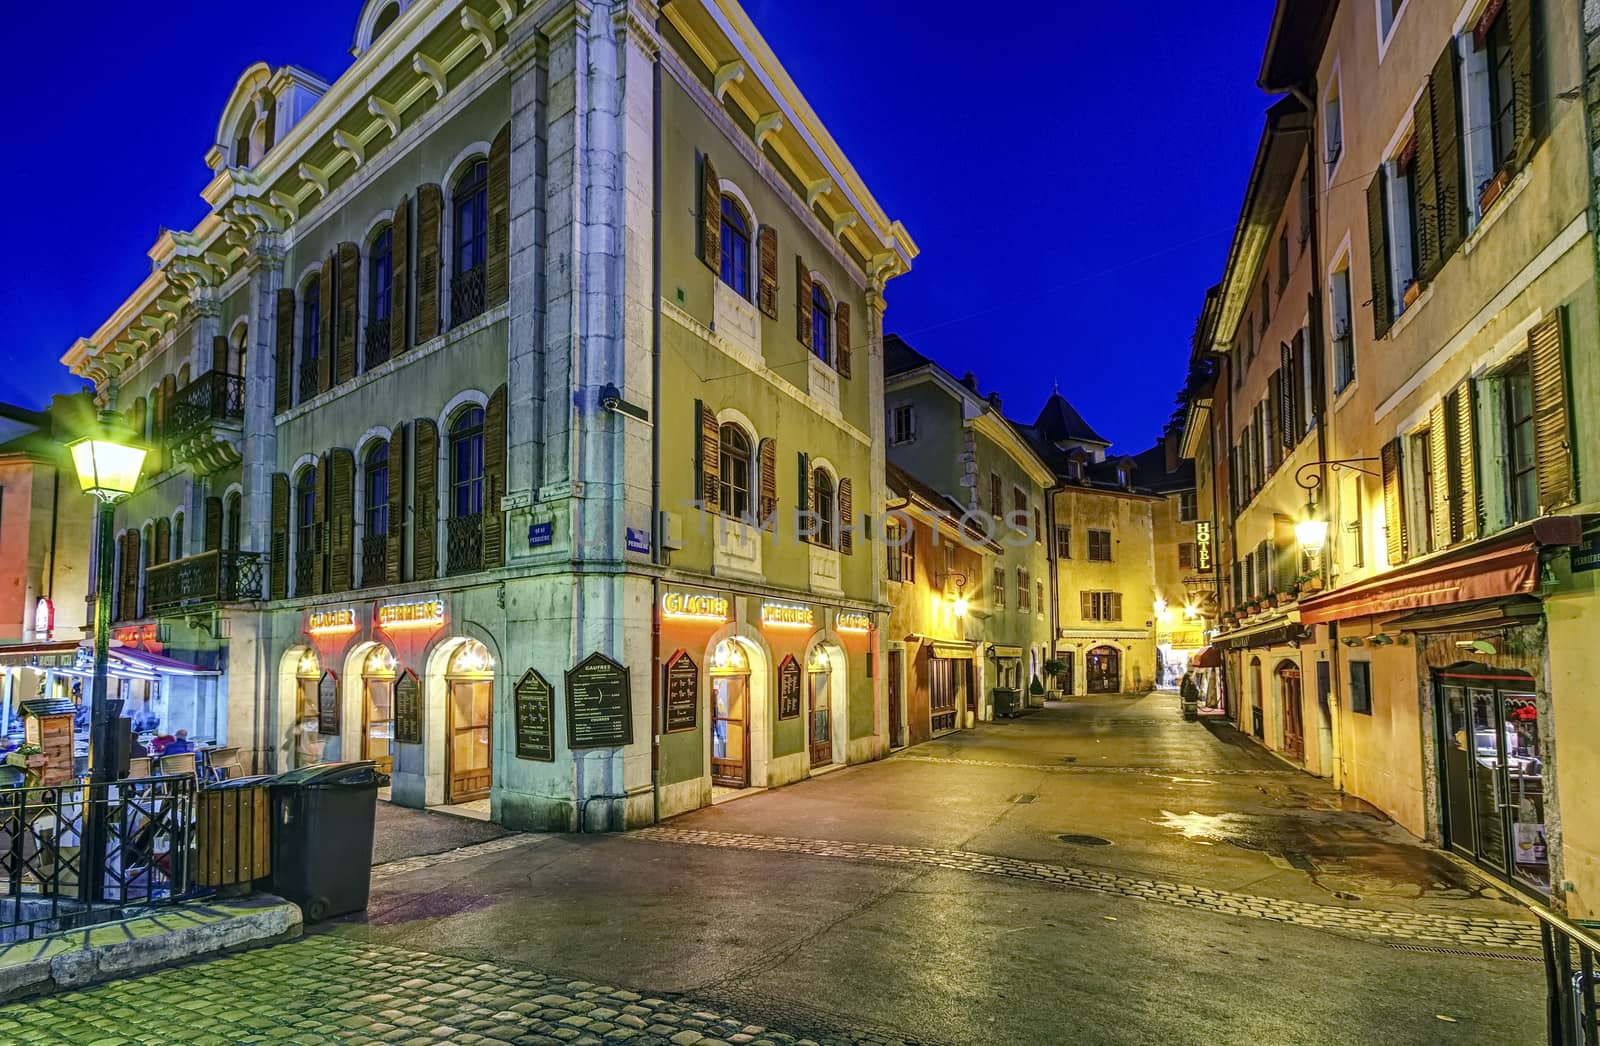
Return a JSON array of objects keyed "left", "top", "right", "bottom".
[
  {"left": 393, "top": 670, "right": 422, "bottom": 745},
  {"left": 514, "top": 669, "right": 555, "bottom": 762},
  {"left": 317, "top": 671, "right": 340, "bottom": 736},
  {"left": 664, "top": 652, "right": 698, "bottom": 733},
  {"left": 777, "top": 655, "right": 802, "bottom": 720},
  {"left": 565, "top": 652, "right": 633, "bottom": 749}
]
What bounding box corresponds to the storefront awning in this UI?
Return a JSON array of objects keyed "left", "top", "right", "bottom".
[
  {"left": 1191, "top": 645, "right": 1222, "bottom": 669},
  {"left": 1219, "top": 617, "right": 1307, "bottom": 651},
  {"left": 49, "top": 646, "right": 220, "bottom": 680},
  {"left": 0, "top": 640, "right": 79, "bottom": 668},
  {"left": 929, "top": 642, "right": 976, "bottom": 660},
  {"left": 1297, "top": 517, "right": 1581, "bottom": 626}
]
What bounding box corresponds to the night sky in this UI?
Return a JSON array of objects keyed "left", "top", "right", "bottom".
[{"left": 1, "top": 1, "right": 1272, "bottom": 452}]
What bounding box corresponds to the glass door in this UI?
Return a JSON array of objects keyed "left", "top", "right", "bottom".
[
  {"left": 1468, "top": 688, "right": 1508, "bottom": 874},
  {"left": 448, "top": 680, "right": 492, "bottom": 802},
  {"left": 710, "top": 675, "right": 749, "bottom": 787},
  {"left": 364, "top": 677, "right": 393, "bottom": 776},
  {"left": 808, "top": 663, "right": 832, "bottom": 767},
  {"left": 1441, "top": 686, "right": 1477, "bottom": 860},
  {"left": 1502, "top": 692, "right": 1547, "bottom": 889}
]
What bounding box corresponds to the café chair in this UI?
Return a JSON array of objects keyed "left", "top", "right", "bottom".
[
  {"left": 206, "top": 746, "right": 242, "bottom": 782},
  {"left": 127, "top": 756, "right": 152, "bottom": 779},
  {"left": 158, "top": 752, "right": 197, "bottom": 778}
]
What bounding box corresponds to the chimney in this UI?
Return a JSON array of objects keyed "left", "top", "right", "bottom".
[
  {"left": 961, "top": 372, "right": 978, "bottom": 392},
  {"left": 987, "top": 392, "right": 1002, "bottom": 410},
  {"left": 1164, "top": 429, "right": 1179, "bottom": 473}
]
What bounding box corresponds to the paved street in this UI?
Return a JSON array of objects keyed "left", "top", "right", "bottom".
[{"left": 0, "top": 694, "right": 1546, "bottom": 1044}]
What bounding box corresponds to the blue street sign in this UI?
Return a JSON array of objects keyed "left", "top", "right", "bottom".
[
  {"left": 625, "top": 527, "right": 651, "bottom": 555},
  {"left": 528, "top": 522, "right": 554, "bottom": 548}
]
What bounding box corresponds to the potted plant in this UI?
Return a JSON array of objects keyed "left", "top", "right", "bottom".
[
  {"left": 1028, "top": 675, "right": 1045, "bottom": 708},
  {"left": 1297, "top": 571, "right": 1323, "bottom": 595},
  {"left": 1, "top": 744, "right": 45, "bottom": 789},
  {"left": 1042, "top": 658, "right": 1068, "bottom": 697},
  {"left": 1401, "top": 279, "right": 1421, "bottom": 309}
]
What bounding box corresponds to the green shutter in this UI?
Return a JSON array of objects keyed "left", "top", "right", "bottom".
[{"left": 1366, "top": 172, "right": 1393, "bottom": 339}]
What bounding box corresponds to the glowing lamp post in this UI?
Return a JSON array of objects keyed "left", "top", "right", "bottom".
[{"left": 1294, "top": 513, "right": 1330, "bottom": 559}]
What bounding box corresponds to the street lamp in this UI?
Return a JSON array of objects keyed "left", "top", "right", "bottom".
[{"left": 66, "top": 414, "right": 147, "bottom": 903}]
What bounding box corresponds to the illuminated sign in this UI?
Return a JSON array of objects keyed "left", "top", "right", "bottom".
[
  {"left": 33, "top": 598, "right": 54, "bottom": 640},
  {"left": 760, "top": 602, "right": 814, "bottom": 629},
  {"left": 661, "top": 590, "right": 730, "bottom": 623},
  {"left": 1195, "top": 520, "right": 1213, "bottom": 572},
  {"left": 376, "top": 597, "right": 447, "bottom": 631},
  {"left": 306, "top": 607, "right": 358, "bottom": 635},
  {"left": 835, "top": 611, "right": 871, "bottom": 634}
]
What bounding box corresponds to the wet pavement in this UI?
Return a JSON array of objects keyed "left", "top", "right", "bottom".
[{"left": 372, "top": 799, "right": 509, "bottom": 865}]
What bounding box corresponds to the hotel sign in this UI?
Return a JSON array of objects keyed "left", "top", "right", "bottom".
[
  {"left": 760, "top": 602, "right": 814, "bottom": 629},
  {"left": 1194, "top": 521, "right": 1213, "bottom": 572},
  {"left": 661, "top": 590, "right": 729, "bottom": 623},
  {"left": 307, "top": 607, "right": 358, "bottom": 635},
  {"left": 376, "top": 597, "right": 446, "bottom": 631}
]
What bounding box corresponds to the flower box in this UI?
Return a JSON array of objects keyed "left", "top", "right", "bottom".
[{"left": 1479, "top": 169, "right": 1512, "bottom": 216}]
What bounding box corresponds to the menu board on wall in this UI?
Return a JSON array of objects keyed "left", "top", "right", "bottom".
[
  {"left": 566, "top": 652, "right": 633, "bottom": 749},
  {"left": 777, "top": 654, "right": 801, "bottom": 720},
  {"left": 317, "top": 671, "right": 340, "bottom": 736},
  {"left": 664, "top": 651, "right": 698, "bottom": 733},
  {"left": 514, "top": 669, "right": 555, "bottom": 762},
  {"left": 393, "top": 670, "right": 422, "bottom": 745}
]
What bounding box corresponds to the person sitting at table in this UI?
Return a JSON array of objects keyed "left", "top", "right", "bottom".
[
  {"left": 130, "top": 698, "right": 160, "bottom": 734},
  {"left": 150, "top": 734, "right": 175, "bottom": 755},
  {"left": 162, "top": 729, "right": 194, "bottom": 756}
]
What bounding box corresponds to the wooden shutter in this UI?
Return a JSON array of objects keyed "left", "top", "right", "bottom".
[
  {"left": 1110, "top": 593, "right": 1122, "bottom": 621},
  {"left": 1412, "top": 74, "right": 1441, "bottom": 283},
  {"left": 699, "top": 153, "right": 720, "bottom": 271},
  {"left": 336, "top": 242, "right": 359, "bottom": 384},
  {"left": 1366, "top": 172, "right": 1393, "bottom": 339},
  {"left": 212, "top": 334, "right": 229, "bottom": 375},
  {"left": 757, "top": 226, "right": 778, "bottom": 318},
  {"left": 1449, "top": 381, "right": 1479, "bottom": 543},
  {"left": 262, "top": 100, "right": 276, "bottom": 153},
  {"left": 413, "top": 418, "right": 438, "bottom": 581},
  {"left": 387, "top": 424, "right": 406, "bottom": 585},
  {"left": 758, "top": 436, "right": 777, "bottom": 529},
  {"left": 310, "top": 454, "right": 328, "bottom": 596},
  {"left": 1381, "top": 437, "right": 1408, "bottom": 565},
  {"left": 796, "top": 451, "right": 811, "bottom": 531},
  {"left": 482, "top": 384, "right": 507, "bottom": 567},
  {"left": 1265, "top": 374, "right": 1281, "bottom": 469},
  {"left": 117, "top": 532, "right": 135, "bottom": 617},
  {"left": 1306, "top": 292, "right": 1326, "bottom": 422},
  {"left": 796, "top": 258, "right": 813, "bottom": 348},
  {"left": 160, "top": 374, "right": 176, "bottom": 436},
  {"left": 415, "top": 183, "right": 443, "bottom": 342},
  {"left": 835, "top": 301, "right": 852, "bottom": 378},
  {"left": 1080, "top": 592, "right": 1091, "bottom": 619},
  {"left": 329, "top": 448, "right": 355, "bottom": 593},
  {"left": 270, "top": 473, "right": 290, "bottom": 600},
  {"left": 696, "top": 400, "right": 720, "bottom": 513},
  {"left": 1431, "top": 44, "right": 1466, "bottom": 259},
  {"left": 1278, "top": 345, "right": 1296, "bottom": 449},
  {"left": 154, "top": 518, "right": 170, "bottom": 567},
  {"left": 275, "top": 289, "right": 295, "bottom": 412},
  {"left": 204, "top": 496, "right": 223, "bottom": 552},
  {"left": 838, "top": 478, "right": 854, "bottom": 555},
  {"left": 486, "top": 124, "right": 511, "bottom": 306},
  {"left": 391, "top": 192, "right": 411, "bottom": 357},
  {"left": 317, "top": 254, "right": 335, "bottom": 393},
  {"left": 1428, "top": 404, "right": 1451, "bottom": 550},
  {"left": 1528, "top": 311, "right": 1575, "bottom": 511},
  {"left": 1508, "top": 0, "right": 1535, "bottom": 166}
]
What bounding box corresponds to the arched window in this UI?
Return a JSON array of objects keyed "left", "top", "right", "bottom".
[
  {"left": 177, "top": 363, "right": 191, "bottom": 389},
  {"left": 719, "top": 196, "right": 751, "bottom": 299},
  {"left": 450, "top": 407, "right": 485, "bottom": 518},
  {"left": 718, "top": 423, "right": 752, "bottom": 519},
  {"left": 451, "top": 161, "right": 489, "bottom": 326},
  {"left": 367, "top": 226, "right": 393, "bottom": 369},
  {"left": 363, "top": 442, "right": 390, "bottom": 586},
  {"left": 301, "top": 276, "right": 321, "bottom": 402},
  {"left": 296, "top": 467, "right": 318, "bottom": 594},
  {"left": 372, "top": 1, "right": 401, "bottom": 37},
  {"left": 812, "top": 468, "right": 835, "bottom": 547},
  {"left": 811, "top": 284, "right": 832, "bottom": 363},
  {"left": 224, "top": 491, "right": 242, "bottom": 551},
  {"left": 172, "top": 512, "right": 185, "bottom": 561},
  {"left": 231, "top": 326, "right": 248, "bottom": 377}
]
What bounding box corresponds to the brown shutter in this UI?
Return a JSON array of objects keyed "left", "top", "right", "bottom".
[
  {"left": 317, "top": 254, "right": 335, "bottom": 393},
  {"left": 160, "top": 374, "right": 176, "bottom": 437},
  {"left": 212, "top": 334, "right": 228, "bottom": 376},
  {"left": 796, "top": 258, "right": 813, "bottom": 348},
  {"left": 758, "top": 436, "right": 777, "bottom": 529},
  {"left": 1381, "top": 437, "right": 1407, "bottom": 565},
  {"left": 1080, "top": 592, "right": 1091, "bottom": 619},
  {"left": 1528, "top": 311, "right": 1575, "bottom": 511},
  {"left": 757, "top": 226, "right": 778, "bottom": 318},
  {"left": 310, "top": 454, "right": 329, "bottom": 596},
  {"left": 117, "top": 532, "right": 134, "bottom": 619},
  {"left": 1431, "top": 44, "right": 1466, "bottom": 259},
  {"left": 1412, "top": 74, "right": 1441, "bottom": 283},
  {"left": 796, "top": 451, "right": 811, "bottom": 531},
  {"left": 696, "top": 400, "right": 720, "bottom": 513},
  {"left": 487, "top": 123, "right": 511, "bottom": 306},
  {"left": 1451, "top": 380, "right": 1479, "bottom": 543},
  {"left": 329, "top": 448, "right": 355, "bottom": 593},
  {"left": 1306, "top": 292, "right": 1326, "bottom": 421},
  {"left": 1264, "top": 373, "right": 1281, "bottom": 470},
  {"left": 387, "top": 424, "right": 406, "bottom": 584},
  {"left": 154, "top": 518, "right": 170, "bottom": 567},
  {"left": 838, "top": 478, "right": 854, "bottom": 555},
  {"left": 1367, "top": 172, "right": 1393, "bottom": 339},
  {"left": 413, "top": 418, "right": 438, "bottom": 581},
  {"left": 270, "top": 473, "right": 290, "bottom": 600},
  {"left": 699, "top": 153, "right": 720, "bottom": 271},
  {"left": 835, "top": 301, "right": 852, "bottom": 378},
  {"left": 336, "top": 242, "right": 359, "bottom": 384},
  {"left": 1278, "top": 345, "right": 1296, "bottom": 450},
  {"left": 204, "top": 496, "right": 223, "bottom": 552},
  {"left": 391, "top": 192, "right": 411, "bottom": 356},
  {"left": 1110, "top": 593, "right": 1122, "bottom": 621},
  {"left": 1428, "top": 403, "right": 1451, "bottom": 550},
  {"left": 482, "top": 383, "right": 507, "bottom": 567},
  {"left": 1508, "top": 0, "right": 1535, "bottom": 167},
  {"left": 275, "top": 288, "right": 295, "bottom": 412},
  {"left": 415, "top": 183, "right": 443, "bottom": 342}
]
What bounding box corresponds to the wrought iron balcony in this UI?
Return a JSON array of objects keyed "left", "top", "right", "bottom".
[
  {"left": 446, "top": 513, "right": 483, "bottom": 576},
  {"left": 144, "top": 550, "right": 264, "bottom": 614},
  {"left": 294, "top": 550, "right": 318, "bottom": 596},
  {"left": 299, "top": 357, "right": 320, "bottom": 402},
  {"left": 450, "top": 265, "right": 487, "bottom": 328},
  {"left": 165, "top": 370, "right": 247, "bottom": 474},
  {"left": 360, "top": 540, "right": 388, "bottom": 589},
  {"left": 364, "top": 317, "right": 391, "bottom": 371}
]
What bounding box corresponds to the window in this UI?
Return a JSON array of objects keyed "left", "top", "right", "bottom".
[
  {"left": 451, "top": 407, "right": 485, "bottom": 518},
  {"left": 989, "top": 473, "right": 1002, "bottom": 519},
  {"left": 1088, "top": 529, "right": 1112, "bottom": 562},
  {"left": 1178, "top": 491, "right": 1197, "bottom": 522},
  {"left": 1082, "top": 591, "right": 1122, "bottom": 622},
  {"left": 810, "top": 285, "right": 832, "bottom": 363},
  {"left": 372, "top": 3, "right": 401, "bottom": 38},
  {"left": 1377, "top": 0, "right": 1406, "bottom": 43},
  {"left": 224, "top": 491, "right": 242, "bottom": 552},
  {"left": 1179, "top": 542, "right": 1196, "bottom": 569},
  {"left": 812, "top": 468, "right": 835, "bottom": 547},
  {"left": 172, "top": 513, "right": 185, "bottom": 560},
  {"left": 1259, "top": 279, "right": 1270, "bottom": 333},
  {"left": 1277, "top": 232, "right": 1290, "bottom": 293},
  {"left": 1034, "top": 507, "right": 1042, "bottom": 544},
  {"left": 1349, "top": 660, "right": 1373, "bottom": 715},
  {"left": 993, "top": 566, "right": 1005, "bottom": 609},
  {"left": 1504, "top": 362, "right": 1537, "bottom": 522},
  {"left": 1331, "top": 264, "right": 1355, "bottom": 392},
  {"left": 451, "top": 160, "right": 489, "bottom": 326},
  {"left": 366, "top": 227, "right": 394, "bottom": 370},
  {"left": 300, "top": 276, "right": 321, "bottom": 402},
  {"left": 718, "top": 196, "right": 751, "bottom": 298},
  {"left": 1486, "top": 14, "right": 1516, "bottom": 172},
  {"left": 890, "top": 403, "right": 916, "bottom": 445},
  {"left": 718, "top": 423, "right": 752, "bottom": 519},
  {"left": 1017, "top": 568, "right": 1030, "bottom": 612},
  {"left": 886, "top": 517, "right": 914, "bottom": 583},
  {"left": 1036, "top": 580, "right": 1045, "bottom": 613},
  {"left": 1298, "top": 168, "right": 1314, "bottom": 245},
  {"left": 365, "top": 442, "right": 390, "bottom": 540},
  {"left": 1324, "top": 79, "right": 1343, "bottom": 169},
  {"left": 1408, "top": 429, "right": 1436, "bottom": 553},
  {"left": 296, "top": 467, "right": 317, "bottom": 594},
  {"left": 1384, "top": 142, "right": 1421, "bottom": 313},
  {"left": 1012, "top": 487, "right": 1028, "bottom": 535},
  {"left": 1055, "top": 525, "right": 1071, "bottom": 559}
]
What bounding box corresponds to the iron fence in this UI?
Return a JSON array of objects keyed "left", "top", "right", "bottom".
[
  {"left": 299, "top": 358, "right": 320, "bottom": 403},
  {"left": 145, "top": 550, "right": 264, "bottom": 613},
  {"left": 1539, "top": 906, "right": 1600, "bottom": 1045},
  {"left": 446, "top": 513, "right": 483, "bottom": 576},
  {"left": 167, "top": 370, "right": 246, "bottom": 442},
  {"left": 450, "top": 265, "right": 487, "bottom": 328},
  {"left": 1, "top": 774, "right": 196, "bottom": 941},
  {"left": 364, "top": 317, "right": 392, "bottom": 371}
]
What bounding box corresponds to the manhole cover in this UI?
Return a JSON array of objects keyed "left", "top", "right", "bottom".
[{"left": 1057, "top": 833, "right": 1112, "bottom": 846}]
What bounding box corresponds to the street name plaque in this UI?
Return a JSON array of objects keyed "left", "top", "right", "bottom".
[
  {"left": 393, "top": 670, "right": 422, "bottom": 745},
  {"left": 664, "top": 651, "right": 698, "bottom": 733},
  {"left": 566, "top": 652, "right": 633, "bottom": 749},
  {"left": 514, "top": 669, "right": 555, "bottom": 762},
  {"left": 777, "top": 654, "right": 801, "bottom": 720}
]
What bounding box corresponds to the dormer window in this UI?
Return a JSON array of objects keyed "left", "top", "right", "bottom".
[{"left": 372, "top": 2, "right": 400, "bottom": 38}]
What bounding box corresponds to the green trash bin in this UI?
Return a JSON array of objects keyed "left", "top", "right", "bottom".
[{"left": 269, "top": 761, "right": 388, "bottom": 921}]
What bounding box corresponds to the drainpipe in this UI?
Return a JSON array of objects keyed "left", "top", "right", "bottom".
[{"left": 648, "top": 7, "right": 664, "bottom": 827}]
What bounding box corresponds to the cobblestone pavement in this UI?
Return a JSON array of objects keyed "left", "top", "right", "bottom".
[
  {"left": 886, "top": 753, "right": 1303, "bottom": 776},
  {"left": 0, "top": 935, "right": 911, "bottom": 1046},
  {"left": 634, "top": 827, "right": 1540, "bottom": 952}
]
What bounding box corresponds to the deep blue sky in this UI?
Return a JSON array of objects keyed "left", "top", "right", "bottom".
[{"left": 1, "top": 1, "right": 1272, "bottom": 452}]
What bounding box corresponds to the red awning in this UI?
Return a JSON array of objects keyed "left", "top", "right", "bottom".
[
  {"left": 1298, "top": 517, "right": 1581, "bottom": 626},
  {"left": 1191, "top": 645, "right": 1222, "bottom": 668}
]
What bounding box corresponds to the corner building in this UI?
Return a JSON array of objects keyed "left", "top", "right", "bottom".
[{"left": 61, "top": 0, "right": 914, "bottom": 830}]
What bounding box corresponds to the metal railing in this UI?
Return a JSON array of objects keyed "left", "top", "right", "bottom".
[
  {"left": 364, "top": 317, "right": 392, "bottom": 371},
  {"left": 1, "top": 775, "right": 196, "bottom": 941},
  {"left": 144, "top": 550, "right": 264, "bottom": 614},
  {"left": 166, "top": 370, "right": 246, "bottom": 442},
  {"left": 294, "top": 550, "right": 318, "bottom": 595},
  {"left": 298, "top": 357, "right": 320, "bottom": 402},
  {"left": 360, "top": 540, "right": 388, "bottom": 588},
  {"left": 446, "top": 513, "right": 483, "bottom": 576},
  {"left": 450, "top": 265, "right": 487, "bottom": 328},
  {"left": 1538, "top": 906, "right": 1600, "bottom": 1045}
]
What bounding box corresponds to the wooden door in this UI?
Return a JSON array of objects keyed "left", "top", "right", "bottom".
[
  {"left": 1279, "top": 665, "right": 1304, "bottom": 762},
  {"left": 887, "top": 651, "right": 902, "bottom": 749},
  {"left": 808, "top": 668, "right": 832, "bottom": 767},
  {"left": 1087, "top": 648, "right": 1120, "bottom": 693},
  {"left": 448, "top": 679, "right": 492, "bottom": 802},
  {"left": 364, "top": 677, "right": 394, "bottom": 776},
  {"left": 710, "top": 675, "right": 749, "bottom": 787}
]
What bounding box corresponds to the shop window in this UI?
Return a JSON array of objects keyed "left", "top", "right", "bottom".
[{"left": 1349, "top": 661, "right": 1373, "bottom": 714}]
